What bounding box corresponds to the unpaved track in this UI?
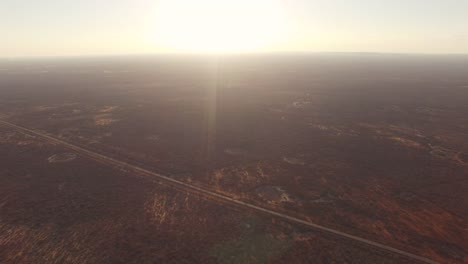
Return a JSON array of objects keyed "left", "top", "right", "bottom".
[{"left": 0, "top": 119, "right": 438, "bottom": 264}]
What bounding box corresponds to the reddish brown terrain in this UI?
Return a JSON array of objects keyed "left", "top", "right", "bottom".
[{"left": 0, "top": 54, "right": 467, "bottom": 263}]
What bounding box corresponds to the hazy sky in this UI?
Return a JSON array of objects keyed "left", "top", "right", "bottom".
[{"left": 2, "top": 0, "right": 468, "bottom": 57}]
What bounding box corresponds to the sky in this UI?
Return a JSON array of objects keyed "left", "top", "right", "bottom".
[{"left": 1, "top": 0, "right": 468, "bottom": 57}]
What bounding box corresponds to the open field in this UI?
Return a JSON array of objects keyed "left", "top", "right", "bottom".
[
  {"left": 0, "top": 125, "right": 415, "bottom": 264},
  {"left": 1, "top": 54, "right": 467, "bottom": 263}
]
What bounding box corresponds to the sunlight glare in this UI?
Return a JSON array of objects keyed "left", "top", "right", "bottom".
[{"left": 152, "top": 0, "right": 287, "bottom": 53}]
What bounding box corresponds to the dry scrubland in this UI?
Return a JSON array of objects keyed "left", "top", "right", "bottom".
[{"left": 0, "top": 54, "right": 467, "bottom": 263}]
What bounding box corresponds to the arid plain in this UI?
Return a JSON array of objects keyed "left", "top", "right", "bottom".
[{"left": 0, "top": 54, "right": 467, "bottom": 263}]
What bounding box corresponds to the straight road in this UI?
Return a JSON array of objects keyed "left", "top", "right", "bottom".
[{"left": 0, "top": 119, "right": 438, "bottom": 264}]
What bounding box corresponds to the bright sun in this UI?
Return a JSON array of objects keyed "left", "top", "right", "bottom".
[{"left": 152, "top": 0, "right": 287, "bottom": 53}]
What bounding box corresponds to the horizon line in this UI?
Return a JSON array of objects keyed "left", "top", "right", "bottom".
[{"left": 1, "top": 51, "right": 468, "bottom": 60}]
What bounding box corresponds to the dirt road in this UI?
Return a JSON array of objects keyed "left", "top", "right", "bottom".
[{"left": 0, "top": 119, "right": 438, "bottom": 264}]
